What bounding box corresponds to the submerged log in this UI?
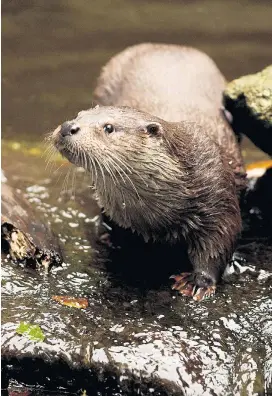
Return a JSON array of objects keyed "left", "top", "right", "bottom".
[{"left": 1, "top": 180, "right": 62, "bottom": 272}]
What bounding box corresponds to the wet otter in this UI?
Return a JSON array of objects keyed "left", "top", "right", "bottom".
[{"left": 52, "top": 43, "right": 246, "bottom": 301}]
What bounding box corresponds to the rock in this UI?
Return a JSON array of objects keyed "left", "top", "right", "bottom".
[
  {"left": 1, "top": 176, "right": 272, "bottom": 396},
  {"left": 1, "top": 179, "right": 62, "bottom": 272},
  {"left": 224, "top": 65, "right": 272, "bottom": 156},
  {"left": 1, "top": 144, "right": 272, "bottom": 395}
]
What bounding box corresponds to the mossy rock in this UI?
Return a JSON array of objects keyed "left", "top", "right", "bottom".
[{"left": 224, "top": 65, "right": 272, "bottom": 156}]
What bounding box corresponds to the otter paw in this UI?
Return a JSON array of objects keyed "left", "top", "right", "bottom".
[
  {"left": 193, "top": 285, "right": 216, "bottom": 301},
  {"left": 170, "top": 272, "right": 216, "bottom": 301}
]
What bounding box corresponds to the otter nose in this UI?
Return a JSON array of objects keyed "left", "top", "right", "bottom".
[{"left": 60, "top": 122, "right": 80, "bottom": 137}]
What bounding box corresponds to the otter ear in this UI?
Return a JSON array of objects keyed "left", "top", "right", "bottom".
[{"left": 146, "top": 123, "right": 162, "bottom": 136}]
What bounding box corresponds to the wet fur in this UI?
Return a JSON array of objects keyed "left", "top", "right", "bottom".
[
  {"left": 52, "top": 43, "right": 246, "bottom": 290},
  {"left": 94, "top": 43, "right": 246, "bottom": 193},
  {"left": 52, "top": 105, "right": 241, "bottom": 286}
]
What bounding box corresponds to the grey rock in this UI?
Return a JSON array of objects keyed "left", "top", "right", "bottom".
[
  {"left": 1, "top": 178, "right": 272, "bottom": 396},
  {"left": 224, "top": 65, "right": 272, "bottom": 156}
]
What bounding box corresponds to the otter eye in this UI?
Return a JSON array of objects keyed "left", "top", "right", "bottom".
[
  {"left": 146, "top": 123, "right": 160, "bottom": 135},
  {"left": 104, "top": 124, "right": 115, "bottom": 134}
]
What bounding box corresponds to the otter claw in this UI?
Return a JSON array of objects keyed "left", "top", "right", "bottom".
[
  {"left": 171, "top": 273, "right": 192, "bottom": 290},
  {"left": 193, "top": 285, "right": 216, "bottom": 301},
  {"left": 179, "top": 283, "right": 194, "bottom": 296},
  {"left": 170, "top": 272, "right": 191, "bottom": 281},
  {"left": 171, "top": 272, "right": 216, "bottom": 301}
]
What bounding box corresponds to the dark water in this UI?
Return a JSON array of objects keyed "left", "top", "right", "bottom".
[
  {"left": 2, "top": 0, "right": 272, "bottom": 157},
  {"left": 1, "top": 1, "right": 272, "bottom": 395}
]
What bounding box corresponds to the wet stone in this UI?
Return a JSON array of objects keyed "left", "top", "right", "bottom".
[
  {"left": 1, "top": 181, "right": 63, "bottom": 273},
  {"left": 224, "top": 65, "right": 272, "bottom": 156},
  {"left": 1, "top": 166, "right": 272, "bottom": 395}
]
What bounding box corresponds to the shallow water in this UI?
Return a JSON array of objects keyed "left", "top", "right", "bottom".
[{"left": 1, "top": 0, "right": 272, "bottom": 395}]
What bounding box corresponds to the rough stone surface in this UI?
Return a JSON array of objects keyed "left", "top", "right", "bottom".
[
  {"left": 224, "top": 65, "right": 272, "bottom": 156},
  {"left": 1, "top": 181, "right": 62, "bottom": 271},
  {"left": 1, "top": 162, "right": 272, "bottom": 396}
]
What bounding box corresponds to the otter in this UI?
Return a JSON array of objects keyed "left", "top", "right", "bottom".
[{"left": 51, "top": 43, "right": 246, "bottom": 301}]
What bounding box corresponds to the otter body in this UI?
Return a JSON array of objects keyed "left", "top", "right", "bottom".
[
  {"left": 94, "top": 43, "right": 245, "bottom": 189},
  {"left": 52, "top": 43, "right": 246, "bottom": 300}
]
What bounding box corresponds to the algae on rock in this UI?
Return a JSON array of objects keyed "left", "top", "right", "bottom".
[{"left": 224, "top": 65, "right": 272, "bottom": 156}]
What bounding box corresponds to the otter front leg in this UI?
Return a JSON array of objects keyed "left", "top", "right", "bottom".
[
  {"left": 171, "top": 256, "right": 222, "bottom": 301},
  {"left": 171, "top": 272, "right": 217, "bottom": 301}
]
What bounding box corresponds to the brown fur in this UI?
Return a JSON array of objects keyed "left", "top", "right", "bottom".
[
  {"left": 52, "top": 106, "right": 241, "bottom": 287},
  {"left": 52, "top": 43, "right": 247, "bottom": 291},
  {"left": 93, "top": 43, "right": 246, "bottom": 192}
]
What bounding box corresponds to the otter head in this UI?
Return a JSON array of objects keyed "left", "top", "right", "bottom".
[{"left": 52, "top": 106, "right": 183, "bottom": 239}]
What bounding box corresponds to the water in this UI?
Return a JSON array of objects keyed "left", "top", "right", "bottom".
[{"left": 2, "top": 0, "right": 272, "bottom": 155}]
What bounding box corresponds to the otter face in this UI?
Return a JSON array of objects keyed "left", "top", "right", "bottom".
[
  {"left": 52, "top": 106, "right": 167, "bottom": 175},
  {"left": 53, "top": 106, "right": 163, "bottom": 156},
  {"left": 52, "top": 106, "right": 182, "bottom": 237}
]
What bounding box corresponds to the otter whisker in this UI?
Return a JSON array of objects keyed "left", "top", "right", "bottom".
[
  {"left": 106, "top": 150, "right": 133, "bottom": 175},
  {"left": 106, "top": 152, "right": 142, "bottom": 201},
  {"left": 105, "top": 156, "right": 128, "bottom": 220},
  {"left": 106, "top": 154, "right": 142, "bottom": 217},
  {"left": 42, "top": 139, "right": 56, "bottom": 158},
  {"left": 45, "top": 155, "right": 57, "bottom": 174},
  {"left": 55, "top": 173, "right": 63, "bottom": 186},
  {"left": 105, "top": 155, "right": 127, "bottom": 185},
  {"left": 86, "top": 152, "right": 98, "bottom": 186},
  {"left": 43, "top": 138, "right": 59, "bottom": 168},
  {"left": 53, "top": 163, "right": 66, "bottom": 174},
  {"left": 94, "top": 156, "right": 107, "bottom": 195},
  {"left": 101, "top": 157, "right": 118, "bottom": 186},
  {"left": 82, "top": 151, "right": 93, "bottom": 182},
  {"left": 44, "top": 130, "right": 56, "bottom": 140},
  {"left": 86, "top": 152, "right": 94, "bottom": 182},
  {"left": 87, "top": 152, "right": 95, "bottom": 184},
  {"left": 55, "top": 167, "right": 65, "bottom": 185},
  {"left": 106, "top": 149, "right": 147, "bottom": 197},
  {"left": 112, "top": 151, "right": 148, "bottom": 187},
  {"left": 44, "top": 144, "right": 59, "bottom": 173},
  {"left": 62, "top": 166, "right": 72, "bottom": 195},
  {"left": 79, "top": 151, "right": 87, "bottom": 175},
  {"left": 71, "top": 167, "right": 77, "bottom": 199},
  {"left": 44, "top": 143, "right": 55, "bottom": 162}
]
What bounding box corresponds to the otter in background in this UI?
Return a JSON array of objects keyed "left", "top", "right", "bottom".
[{"left": 93, "top": 43, "right": 245, "bottom": 192}]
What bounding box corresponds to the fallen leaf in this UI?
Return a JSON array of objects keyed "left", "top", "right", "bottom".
[
  {"left": 16, "top": 322, "right": 45, "bottom": 342},
  {"left": 52, "top": 295, "right": 89, "bottom": 309}
]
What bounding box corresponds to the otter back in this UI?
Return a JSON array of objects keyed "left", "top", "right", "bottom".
[{"left": 93, "top": 43, "right": 246, "bottom": 192}]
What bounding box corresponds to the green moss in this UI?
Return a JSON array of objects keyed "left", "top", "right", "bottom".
[
  {"left": 225, "top": 65, "right": 272, "bottom": 123},
  {"left": 16, "top": 322, "right": 45, "bottom": 342}
]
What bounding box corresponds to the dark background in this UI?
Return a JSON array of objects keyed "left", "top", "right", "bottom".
[{"left": 2, "top": 0, "right": 272, "bottom": 145}]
